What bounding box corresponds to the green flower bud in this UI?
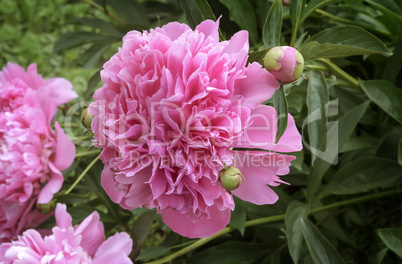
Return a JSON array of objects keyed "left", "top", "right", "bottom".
[
  {"left": 219, "top": 166, "right": 244, "bottom": 191},
  {"left": 81, "top": 108, "right": 93, "bottom": 130},
  {"left": 36, "top": 200, "right": 55, "bottom": 214}
]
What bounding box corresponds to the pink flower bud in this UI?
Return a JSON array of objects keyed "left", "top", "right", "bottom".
[
  {"left": 81, "top": 107, "right": 93, "bottom": 129},
  {"left": 263, "top": 46, "right": 304, "bottom": 83},
  {"left": 219, "top": 166, "right": 244, "bottom": 191}
]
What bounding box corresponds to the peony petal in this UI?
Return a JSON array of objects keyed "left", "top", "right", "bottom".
[
  {"left": 55, "top": 203, "right": 72, "bottom": 229},
  {"left": 161, "top": 205, "right": 231, "bottom": 238},
  {"left": 236, "top": 105, "right": 302, "bottom": 152},
  {"left": 37, "top": 163, "right": 64, "bottom": 204},
  {"left": 195, "top": 18, "right": 220, "bottom": 43},
  {"left": 231, "top": 151, "right": 294, "bottom": 205},
  {"left": 159, "top": 22, "right": 190, "bottom": 41},
  {"left": 93, "top": 232, "right": 133, "bottom": 260},
  {"left": 93, "top": 253, "right": 133, "bottom": 264},
  {"left": 74, "top": 211, "right": 105, "bottom": 257},
  {"left": 41, "top": 78, "right": 78, "bottom": 107},
  {"left": 235, "top": 62, "right": 279, "bottom": 107},
  {"left": 101, "top": 166, "right": 125, "bottom": 204},
  {"left": 52, "top": 122, "right": 76, "bottom": 170}
]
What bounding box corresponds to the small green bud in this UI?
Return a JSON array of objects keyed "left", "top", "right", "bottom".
[
  {"left": 219, "top": 166, "right": 244, "bottom": 191},
  {"left": 36, "top": 200, "right": 55, "bottom": 214},
  {"left": 81, "top": 108, "right": 93, "bottom": 130},
  {"left": 293, "top": 50, "right": 304, "bottom": 80},
  {"left": 263, "top": 47, "right": 284, "bottom": 71}
]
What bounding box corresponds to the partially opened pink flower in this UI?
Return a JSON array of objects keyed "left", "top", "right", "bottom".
[
  {"left": 89, "top": 19, "right": 302, "bottom": 238},
  {"left": 0, "top": 63, "right": 77, "bottom": 241},
  {"left": 0, "top": 203, "right": 134, "bottom": 263}
]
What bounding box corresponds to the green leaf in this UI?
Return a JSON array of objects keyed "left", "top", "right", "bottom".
[
  {"left": 365, "top": 0, "right": 402, "bottom": 24},
  {"left": 360, "top": 80, "right": 402, "bottom": 124},
  {"left": 53, "top": 31, "right": 110, "bottom": 52},
  {"left": 106, "top": 0, "right": 149, "bottom": 26},
  {"left": 187, "top": 241, "right": 267, "bottom": 264},
  {"left": 300, "top": 217, "right": 345, "bottom": 264},
  {"left": 68, "top": 17, "right": 124, "bottom": 38},
  {"left": 285, "top": 201, "right": 309, "bottom": 264},
  {"left": 300, "top": 0, "right": 338, "bottom": 25},
  {"left": 179, "top": 0, "right": 205, "bottom": 29},
  {"left": 378, "top": 228, "right": 402, "bottom": 258},
  {"left": 229, "top": 203, "right": 247, "bottom": 236},
  {"left": 273, "top": 86, "right": 289, "bottom": 143},
  {"left": 85, "top": 70, "right": 101, "bottom": 100},
  {"left": 193, "top": 0, "right": 217, "bottom": 21},
  {"left": 80, "top": 39, "right": 115, "bottom": 68},
  {"left": 136, "top": 246, "right": 170, "bottom": 262},
  {"left": 398, "top": 139, "right": 402, "bottom": 165},
  {"left": 324, "top": 158, "right": 402, "bottom": 195},
  {"left": 290, "top": 0, "right": 305, "bottom": 29},
  {"left": 132, "top": 210, "right": 156, "bottom": 245},
  {"left": 306, "top": 71, "right": 328, "bottom": 163},
  {"left": 263, "top": 0, "right": 283, "bottom": 48},
  {"left": 299, "top": 26, "right": 392, "bottom": 61},
  {"left": 219, "top": 0, "right": 258, "bottom": 44},
  {"left": 248, "top": 48, "right": 270, "bottom": 64},
  {"left": 307, "top": 101, "right": 369, "bottom": 200}
]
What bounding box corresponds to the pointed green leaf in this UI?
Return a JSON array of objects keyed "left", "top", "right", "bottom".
[
  {"left": 53, "top": 31, "right": 110, "bottom": 52},
  {"left": 179, "top": 0, "right": 204, "bottom": 28},
  {"left": 365, "top": 0, "right": 402, "bottom": 24},
  {"left": 285, "top": 201, "right": 309, "bottom": 264},
  {"left": 248, "top": 48, "right": 270, "bottom": 64},
  {"left": 299, "top": 26, "right": 392, "bottom": 61},
  {"left": 300, "top": 217, "right": 345, "bottom": 264},
  {"left": 306, "top": 71, "right": 328, "bottom": 163},
  {"left": 193, "top": 0, "right": 217, "bottom": 21},
  {"left": 219, "top": 0, "right": 258, "bottom": 44},
  {"left": 273, "top": 86, "right": 289, "bottom": 143},
  {"left": 106, "top": 0, "right": 149, "bottom": 26},
  {"left": 229, "top": 204, "right": 247, "bottom": 236},
  {"left": 324, "top": 158, "right": 402, "bottom": 195},
  {"left": 263, "top": 0, "right": 283, "bottom": 48},
  {"left": 300, "top": 0, "right": 338, "bottom": 25},
  {"left": 360, "top": 80, "right": 402, "bottom": 124},
  {"left": 378, "top": 228, "right": 402, "bottom": 258}
]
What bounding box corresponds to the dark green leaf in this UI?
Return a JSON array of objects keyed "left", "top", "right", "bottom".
[
  {"left": 106, "top": 0, "right": 149, "bottom": 26},
  {"left": 307, "top": 101, "right": 369, "bottom": 199},
  {"left": 132, "top": 210, "right": 156, "bottom": 245},
  {"left": 187, "top": 241, "right": 267, "bottom": 264},
  {"left": 290, "top": 0, "right": 305, "bottom": 29},
  {"left": 263, "top": 0, "right": 283, "bottom": 48},
  {"left": 324, "top": 158, "right": 402, "bottom": 195},
  {"left": 136, "top": 246, "right": 170, "bottom": 262},
  {"left": 53, "top": 31, "right": 110, "bottom": 52},
  {"left": 300, "top": 217, "right": 345, "bottom": 264},
  {"left": 398, "top": 139, "right": 402, "bottom": 165},
  {"left": 229, "top": 204, "right": 247, "bottom": 236},
  {"left": 285, "top": 201, "right": 309, "bottom": 264},
  {"left": 382, "top": 40, "right": 402, "bottom": 84},
  {"left": 273, "top": 86, "right": 289, "bottom": 143},
  {"left": 193, "top": 0, "right": 216, "bottom": 21},
  {"left": 360, "top": 80, "right": 402, "bottom": 124},
  {"left": 377, "top": 228, "right": 402, "bottom": 258},
  {"left": 248, "top": 48, "right": 270, "bottom": 64},
  {"left": 219, "top": 0, "right": 258, "bottom": 44},
  {"left": 299, "top": 26, "right": 392, "bottom": 60},
  {"left": 80, "top": 39, "right": 115, "bottom": 68},
  {"left": 85, "top": 70, "right": 101, "bottom": 100},
  {"left": 300, "top": 0, "right": 338, "bottom": 25},
  {"left": 68, "top": 17, "right": 124, "bottom": 38},
  {"left": 365, "top": 0, "right": 402, "bottom": 24},
  {"left": 306, "top": 70, "right": 328, "bottom": 163},
  {"left": 179, "top": 0, "right": 205, "bottom": 28}
]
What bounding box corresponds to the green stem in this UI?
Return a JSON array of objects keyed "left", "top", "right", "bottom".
[
  {"left": 75, "top": 149, "right": 101, "bottom": 158},
  {"left": 80, "top": 0, "right": 125, "bottom": 24},
  {"left": 144, "top": 188, "right": 402, "bottom": 264},
  {"left": 315, "top": 9, "right": 352, "bottom": 24},
  {"left": 64, "top": 155, "right": 100, "bottom": 195},
  {"left": 290, "top": 24, "right": 298, "bottom": 47},
  {"left": 316, "top": 58, "right": 360, "bottom": 89}
]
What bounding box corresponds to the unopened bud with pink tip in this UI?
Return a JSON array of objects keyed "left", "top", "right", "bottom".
[
  {"left": 219, "top": 166, "right": 244, "bottom": 191},
  {"left": 263, "top": 46, "right": 304, "bottom": 83}
]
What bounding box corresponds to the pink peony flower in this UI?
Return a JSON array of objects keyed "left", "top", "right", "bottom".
[
  {"left": 0, "top": 203, "right": 134, "bottom": 264},
  {"left": 89, "top": 19, "right": 302, "bottom": 238},
  {"left": 0, "top": 63, "right": 77, "bottom": 242},
  {"left": 263, "top": 46, "right": 304, "bottom": 83}
]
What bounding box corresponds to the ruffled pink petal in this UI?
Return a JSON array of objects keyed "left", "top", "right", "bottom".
[
  {"left": 37, "top": 163, "right": 64, "bottom": 204},
  {"left": 52, "top": 122, "right": 76, "bottom": 170},
  {"left": 55, "top": 203, "right": 72, "bottom": 229},
  {"left": 231, "top": 151, "right": 295, "bottom": 205},
  {"left": 101, "top": 166, "right": 125, "bottom": 204},
  {"left": 74, "top": 211, "right": 105, "bottom": 257},
  {"left": 195, "top": 18, "right": 220, "bottom": 43},
  {"left": 159, "top": 22, "right": 191, "bottom": 41},
  {"left": 41, "top": 78, "right": 78, "bottom": 107},
  {"left": 236, "top": 105, "right": 302, "bottom": 152},
  {"left": 93, "top": 232, "right": 133, "bottom": 261},
  {"left": 235, "top": 62, "right": 279, "bottom": 107},
  {"left": 161, "top": 205, "right": 231, "bottom": 238}
]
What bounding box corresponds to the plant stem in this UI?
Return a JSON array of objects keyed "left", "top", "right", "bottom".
[
  {"left": 144, "top": 188, "right": 402, "bottom": 264},
  {"left": 64, "top": 155, "right": 100, "bottom": 195},
  {"left": 75, "top": 149, "right": 101, "bottom": 158},
  {"left": 315, "top": 9, "right": 352, "bottom": 24},
  {"left": 316, "top": 58, "right": 360, "bottom": 89},
  {"left": 80, "top": 0, "right": 125, "bottom": 24}
]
